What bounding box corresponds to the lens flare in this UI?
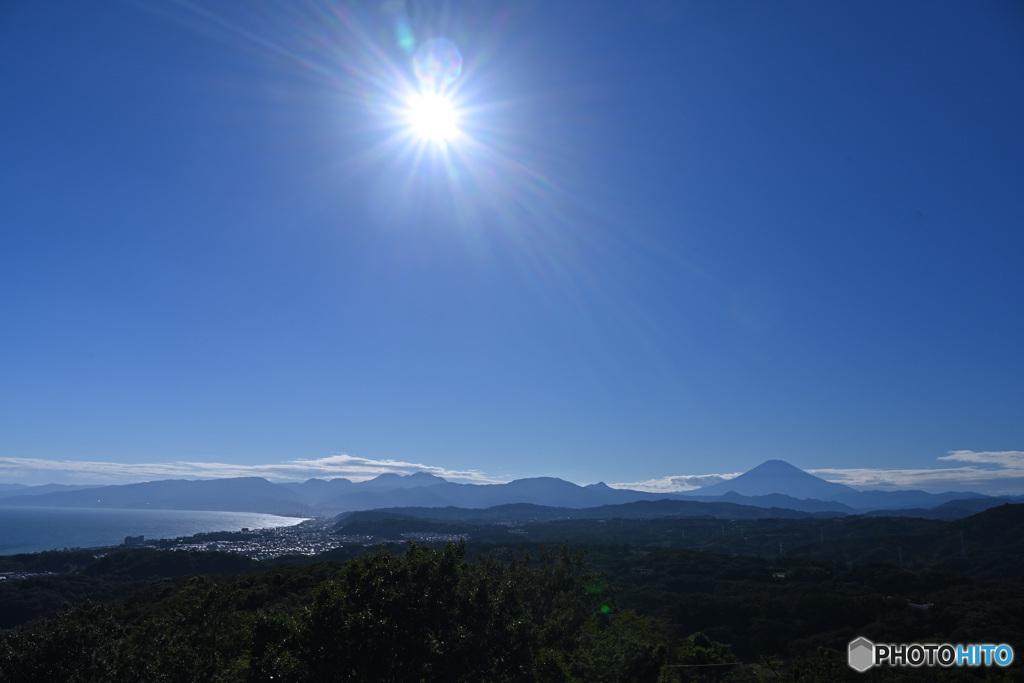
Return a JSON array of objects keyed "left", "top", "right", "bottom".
[
  {"left": 407, "top": 91, "right": 459, "bottom": 142},
  {"left": 413, "top": 37, "right": 462, "bottom": 89}
]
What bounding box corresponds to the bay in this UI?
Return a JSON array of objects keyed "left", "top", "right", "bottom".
[{"left": 0, "top": 506, "right": 307, "bottom": 556}]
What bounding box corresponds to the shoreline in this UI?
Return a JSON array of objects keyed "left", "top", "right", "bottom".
[
  {"left": 1, "top": 517, "right": 342, "bottom": 563},
  {"left": 0, "top": 506, "right": 314, "bottom": 558}
]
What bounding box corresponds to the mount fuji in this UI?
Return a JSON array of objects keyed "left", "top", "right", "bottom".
[{"left": 687, "top": 460, "right": 856, "bottom": 501}]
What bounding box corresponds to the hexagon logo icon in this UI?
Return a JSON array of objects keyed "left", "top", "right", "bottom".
[{"left": 848, "top": 637, "right": 875, "bottom": 672}]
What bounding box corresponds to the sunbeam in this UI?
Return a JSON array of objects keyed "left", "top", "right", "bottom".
[{"left": 406, "top": 91, "right": 459, "bottom": 142}]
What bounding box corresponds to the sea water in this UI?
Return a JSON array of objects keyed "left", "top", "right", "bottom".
[{"left": 0, "top": 506, "right": 307, "bottom": 556}]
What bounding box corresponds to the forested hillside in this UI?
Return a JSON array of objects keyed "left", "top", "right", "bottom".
[
  {"left": 0, "top": 544, "right": 676, "bottom": 682},
  {"left": 2, "top": 539, "right": 1022, "bottom": 681},
  {"left": 337, "top": 503, "right": 1024, "bottom": 579}
]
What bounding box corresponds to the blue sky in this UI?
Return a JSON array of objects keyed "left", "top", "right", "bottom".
[{"left": 1, "top": 0, "right": 1022, "bottom": 493}]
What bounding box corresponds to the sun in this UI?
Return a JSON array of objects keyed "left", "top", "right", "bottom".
[{"left": 406, "top": 91, "right": 459, "bottom": 143}]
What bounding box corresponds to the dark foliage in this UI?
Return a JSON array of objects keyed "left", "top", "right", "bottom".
[
  {"left": 2, "top": 508, "right": 1022, "bottom": 681},
  {"left": 0, "top": 548, "right": 259, "bottom": 629},
  {"left": 0, "top": 543, "right": 679, "bottom": 682}
]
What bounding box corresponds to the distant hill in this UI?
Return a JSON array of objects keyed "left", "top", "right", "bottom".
[
  {"left": 681, "top": 491, "right": 855, "bottom": 514},
  {"left": 0, "top": 473, "right": 667, "bottom": 516},
  {"left": 0, "top": 483, "right": 102, "bottom": 499},
  {"left": 332, "top": 502, "right": 1024, "bottom": 579},
  {"left": 0, "top": 478, "right": 307, "bottom": 516},
  {"left": 860, "top": 496, "right": 1020, "bottom": 520},
  {"left": 687, "top": 460, "right": 857, "bottom": 501},
  {"left": 335, "top": 498, "right": 842, "bottom": 529},
  {"left": 952, "top": 503, "right": 1024, "bottom": 547},
  {"left": 833, "top": 488, "right": 990, "bottom": 511},
  {"left": 1, "top": 460, "right": 1009, "bottom": 518},
  {"left": 684, "top": 461, "right": 999, "bottom": 513},
  {"left": 313, "top": 476, "right": 671, "bottom": 512}
]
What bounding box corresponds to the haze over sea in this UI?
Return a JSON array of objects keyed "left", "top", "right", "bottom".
[{"left": 0, "top": 507, "right": 306, "bottom": 556}]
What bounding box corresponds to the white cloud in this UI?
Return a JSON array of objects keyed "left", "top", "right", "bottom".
[
  {"left": 4, "top": 450, "right": 1023, "bottom": 495},
  {"left": 807, "top": 466, "right": 1022, "bottom": 492},
  {"left": 0, "top": 454, "right": 505, "bottom": 486},
  {"left": 610, "top": 450, "right": 1024, "bottom": 496},
  {"left": 609, "top": 473, "right": 740, "bottom": 493},
  {"left": 937, "top": 450, "right": 1024, "bottom": 468},
  {"left": 809, "top": 450, "right": 1024, "bottom": 495}
]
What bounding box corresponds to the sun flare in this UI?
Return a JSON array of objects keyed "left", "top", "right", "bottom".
[{"left": 406, "top": 92, "right": 459, "bottom": 142}]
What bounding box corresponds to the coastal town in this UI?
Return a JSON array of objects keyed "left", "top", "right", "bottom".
[
  {"left": 144, "top": 517, "right": 465, "bottom": 561},
  {"left": 3, "top": 518, "right": 365, "bottom": 579},
  {"left": 155, "top": 518, "right": 346, "bottom": 560}
]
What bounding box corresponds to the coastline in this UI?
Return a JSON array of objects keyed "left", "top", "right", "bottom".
[{"left": 0, "top": 506, "right": 309, "bottom": 557}]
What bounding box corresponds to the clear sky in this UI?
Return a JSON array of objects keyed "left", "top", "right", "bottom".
[{"left": 1, "top": 0, "right": 1022, "bottom": 493}]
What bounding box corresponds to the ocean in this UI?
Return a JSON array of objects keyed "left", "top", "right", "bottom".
[{"left": 0, "top": 506, "right": 307, "bottom": 556}]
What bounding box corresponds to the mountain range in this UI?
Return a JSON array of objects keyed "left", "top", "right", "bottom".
[{"left": 0, "top": 460, "right": 1018, "bottom": 518}]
